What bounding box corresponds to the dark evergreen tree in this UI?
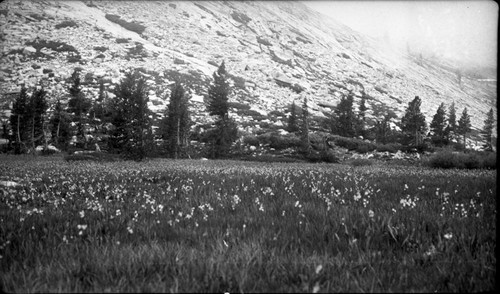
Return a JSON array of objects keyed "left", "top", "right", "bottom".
[
  {"left": 50, "top": 100, "right": 72, "bottom": 151},
  {"left": 429, "top": 102, "right": 448, "bottom": 146},
  {"left": 374, "top": 113, "right": 392, "bottom": 145},
  {"left": 67, "top": 69, "right": 91, "bottom": 148},
  {"left": 207, "top": 61, "right": 230, "bottom": 119},
  {"left": 161, "top": 81, "right": 192, "bottom": 158},
  {"left": 206, "top": 61, "right": 238, "bottom": 158},
  {"left": 331, "top": 92, "right": 356, "bottom": 137},
  {"left": 480, "top": 108, "right": 495, "bottom": 151},
  {"left": 457, "top": 107, "right": 471, "bottom": 150},
  {"left": 110, "top": 70, "right": 153, "bottom": 160},
  {"left": 400, "top": 96, "right": 427, "bottom": 147},
  {"left": 300, "top": 96, "right": 311, "bottom": 155},
  {"left": 445, "top": 102, "right": 457, "bottom": 142},
  {"left": 28, "top": 87, "right": 48, "bottom": 151},
  {"left": 88, "top": 78, "right": 108, "bottom": 148},
  {"left": 287, "top": 101, "right": 299, "bottom": 133},
  {"left": 9, "top": 85, "right": 30, "bottom": 154},
  {"left": 356, "top": 93, "right": 368, "bottom": 138}
]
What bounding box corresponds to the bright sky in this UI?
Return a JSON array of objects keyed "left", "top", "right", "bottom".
[{"left": 302, "top": 0, "right": 498, "bottom": 68}]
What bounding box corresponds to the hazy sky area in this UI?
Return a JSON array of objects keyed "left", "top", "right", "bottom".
[{"left": 302, "top": 0, "right": 498, "bottom": 68}]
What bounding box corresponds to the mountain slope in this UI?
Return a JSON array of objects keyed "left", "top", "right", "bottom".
[{"left": 0, "top": 0, "right": 496, "bottom": 136}]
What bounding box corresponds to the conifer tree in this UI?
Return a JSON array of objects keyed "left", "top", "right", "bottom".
[
  {"left": 50, "top": 100, "right": 72, "bottom": 150},
  {"left": 9, "top": 85, "right": 30, "bottom": 154},
  {"left": 445, "top": 102, "right": 457, "bottom": 142},
  {"left": 206, "top": 61, "right": 238, "bottom": 158},
  {"left": 429, "top": 102, "right": 447, "bottom": 146},
  {"left": 28, "top": 87, "right": 48, "bottom": 152},
  {"left": 356, "top": 93, "right": 368, "bottom": 138},
  {"left": 161, "top": 81, "right": 192, "bottom": 158},
  {"left": 300, "top": 96, "right": 311, "bottom": 155},
  {"left": 480, "top": 108, "right": 495, "bottom": 151},
  {"left": 457, "top": 107, "right": 471, "bottom": 150},
  {"left": 110, "top": 70, "right": 153, "bottom": 160},
  {"left": 375, "top": 113, "right": 393, "bottom": 145},
  {"left": 67, "top": 69, "right": 91, "bottom": 148},
  {"left": 331, "top": 92, "right": 356, "bottom": 137},
  {"left": 287, "top": 101, "right": 299, "bottom": 133},
  {"left": 400, "top": 96, "right": 427, "bottom": 147}
]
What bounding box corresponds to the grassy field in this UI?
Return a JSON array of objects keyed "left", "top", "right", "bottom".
[{"left": 0, "top": 155, "right": 496, "bottom": 292}]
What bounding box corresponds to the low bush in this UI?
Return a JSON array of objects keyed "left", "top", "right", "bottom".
[
  {"left": 25, "top": 39, "right": 78, "bottom": 53},
  {"left": 93, "top": 46, "right": 108, "bottom": 52},
  {"left": 428, "top": 151, "right": 497, "bottom": 169},
  {"left": 105, "top": 14, "right": 146, "bottom": 35},
  {"left": 65, "top": 151, "right": 121, "bottom": 162},
  {"left": 242, "top": 135, "right": 259, "bottom": 147},
  {"left": 320, "top": 149, "right": 339, "bottom": 163},
  {"left": 228, "top": 102, "right": 251, "bottom": 111},
  {"left": 350, "top": 158, "right": 373, "bottom": 166},
  {"left": 428, "top": 151, "right": 458, "bottom": 169},
  {"left": 376, "top": 143, "right": 400, "bottom": 153},
  {"left": 481, "top": 152, "right": 497, "bottom": 169},
  {"left": 116, "top": 38, "right": 129, "bottom": 44},
  {"left": 269, "top": 134, "right": 301, "bottom": 150},
  {"left": 55, "top": 20, "right": 78, "bottom": 29}
]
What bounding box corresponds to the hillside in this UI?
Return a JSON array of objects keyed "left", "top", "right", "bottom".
[{"left": 0, "top": 0, "right": 497, "bottom": 138}]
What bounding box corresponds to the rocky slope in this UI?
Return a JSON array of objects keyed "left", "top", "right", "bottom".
[{"left": 0, "top": 0, "right": 496, "bottom": 138}]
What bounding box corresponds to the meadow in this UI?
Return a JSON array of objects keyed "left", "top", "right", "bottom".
[{"left": 0, "top": 154, "right": 496, "bottom": 292}]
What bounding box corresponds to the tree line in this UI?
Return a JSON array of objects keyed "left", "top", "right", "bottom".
[{"left": 1, "top": 62, "right": 496, "bottom": 160}]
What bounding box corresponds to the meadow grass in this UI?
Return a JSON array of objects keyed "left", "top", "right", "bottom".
[{"left": 0, "top": 155, "right": 496, "bottom": 292}]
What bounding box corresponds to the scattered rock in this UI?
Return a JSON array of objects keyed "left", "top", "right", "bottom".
[{"left": 23, "top": 46, "right": 36, "bottom": 55}]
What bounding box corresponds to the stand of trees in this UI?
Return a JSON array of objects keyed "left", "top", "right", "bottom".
[{"left": 2, "top": 64, "right": 496, "bottom": 160}]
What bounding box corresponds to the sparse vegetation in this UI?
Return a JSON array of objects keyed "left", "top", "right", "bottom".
[
  {"left": 105, "top": 14, "right": 146, "bottom": 35},
  {"left": 55, "top": 20, "right": 78, "bottom": 29}
]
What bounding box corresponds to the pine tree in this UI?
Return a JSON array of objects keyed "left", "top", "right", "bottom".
[
  {"left": 356, "top": 93, "right": 368, "bottom": 138},
  {"left": 445, "top": 102, "right": 457, "bottom": 142},
  {"left": 331, "top": 92, "right": 356, "bottom": 137},
  {"left": 9, "top": 85, "right": 30, "bottom": 154},
  {"left": 287, "top": 101, "right": 299, "bottom": 133},
  {"left": 206, "top": 61, "right": 238, "bottom": 158},
  {"left": 67, "top": 69, "right": 91, "bottom": 148},
  {"left": 400, "top": 96, "right": 427, "bottom": 147},
  {"left": 429, "top": 102, "right": 447, "bottom": 146},
  {"left": 28, "top": 87, "right": 48, "bottom": 152},
  {"left": 207, "top": 61, "right": 230, "bottom": 119},
  {"left": 110, "top": 70, "right": 153, "bottom": 160},
  {"left": 88, "top": 79, "right": 108, "bottom": 148},
  {"left": 161, "top": 81, "right": 192, "bottom": 158},
  {"left": 50, "top": 100, "right": 72, "bottom": 151},
  {"left": 300, "top": 96, "right": 311, "bottom": 155},
  {"left": 480, "top": 108, "right": 495, "bottom": 151},
  {"left": 457, "top": 107, "right": 471, "bottom": 150},
  {"left": 375, "top": 113, "right": 392, "bottom": 145}
]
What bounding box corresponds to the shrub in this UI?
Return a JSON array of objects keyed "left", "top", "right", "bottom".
[
  {"left": 356, "top": 144, "right": 371, "bottom": 154},
  {"left": 428, "top": 151, "right": 458, "bottom": 169},
  {"left": 269, "top": 110, "right": 285, "bottom": 117},
  {"left": 64, "top": 152, "right": 121, "bottom": 162},
  {"left": 350, "top": 158, "right": 373, "bottom": 166},
  {"left": 228, "top": 102, "right": 251, "bottom": 111},
  {"left": 25, "top": 39, "right": 78, "bottom": 53},
  {"left": 243, "top": 135, "right": 259, "bottom": 147},
  {"left": 116, "top": 38, "right": 129, "bottom": 44},
  {"left": 463, "top": 153, "right": 481, "bottom": 169},
  {"left": 269, "top": 134, "right": 301, "bottom": 150},
  {"left": 321, "top": 149, "right": 339, "bottom": 163},
  {"left": 105, "top": 14, "right": 146, "bottom": 35},
  {"left": 94, "top": 46, "right": 108, "bottom": 52},
  {"left": 376, "top": 143, "right": 400, "bottom": 153},
  {"left": 55, "top": 20, "right": 78, "bottom": 29},
  {"left": 481, "top": 152, "right": 497, "bottom": 169}
]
